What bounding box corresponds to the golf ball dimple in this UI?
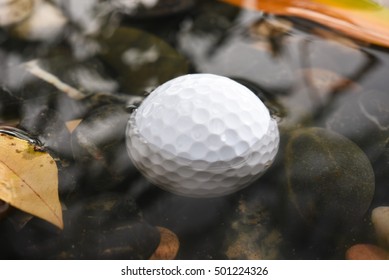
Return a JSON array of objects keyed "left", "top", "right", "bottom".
[{"left": 126, "top": 74, "right": 279, "bottom": 197}]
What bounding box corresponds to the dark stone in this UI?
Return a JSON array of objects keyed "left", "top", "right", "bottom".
[{"left": 282, "top": 127, "right": 375, "bottom": 255}]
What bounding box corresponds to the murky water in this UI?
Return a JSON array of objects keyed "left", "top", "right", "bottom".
[{"left": 0, "top": 0, "right": 388, "bottom": 259}]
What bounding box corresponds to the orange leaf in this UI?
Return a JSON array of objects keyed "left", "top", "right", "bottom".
[
  {"left": 0, "top": 133, "right": 63, "bottom": 229},
  {"left": 221, "top": 0, "right": 389, "bottom": 48}
]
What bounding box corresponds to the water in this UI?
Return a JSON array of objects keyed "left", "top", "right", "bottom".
[{"left": 0, "top": 0, "right": 388, "bottom": 259}]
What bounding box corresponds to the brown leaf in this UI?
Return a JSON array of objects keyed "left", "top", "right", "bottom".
[
  {"left": 0, "top": 133, "right": 63, "bottom": 229},
  {"left": 149, "top": 227, "right": 180, "bottom": 260}
]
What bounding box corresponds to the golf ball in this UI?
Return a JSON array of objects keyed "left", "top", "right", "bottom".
[{"left": 126, "top": 74, "right": 279, "bottom": 197}]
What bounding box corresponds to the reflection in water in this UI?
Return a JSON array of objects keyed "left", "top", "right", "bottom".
[{"left": 0, "top": 0, "right": 388, "bottom": 259}]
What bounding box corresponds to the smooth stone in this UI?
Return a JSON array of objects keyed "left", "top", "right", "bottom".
[
  {"left": 283, "top": 127, "right": 375, "bottom": 249},
  {"left": 346, "top": 244, "right": 389, "bottom": 260},
  {"left": 286, "top": 127, "right": 375, "bottom": 224},
  {"left": 371, "top": 206, "right": 389, "bottom": 249}
]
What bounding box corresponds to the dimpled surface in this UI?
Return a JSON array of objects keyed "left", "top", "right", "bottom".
[{"left": 126, "top": 74, "right": 279, "bottom": 197}]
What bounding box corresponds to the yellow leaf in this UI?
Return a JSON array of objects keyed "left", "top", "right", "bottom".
[
  {"left": 0, "top": 133, "right": 63, "bottom": 229},
  {"left": 221, "top": 0, "right": 389, "bottom": 48}
]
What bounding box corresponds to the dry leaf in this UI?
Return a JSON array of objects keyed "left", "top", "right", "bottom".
[
  {"left": 149, "top": 227, "right": 180, "bottom": 260},
  {"left": 0, "top": 133, "right": 63, "bottom": 229},
  {"left": 221, "top": 0, "right": 389, "bottom": 48}
]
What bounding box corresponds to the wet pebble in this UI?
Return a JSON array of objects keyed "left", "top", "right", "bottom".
[
  {"left": 345, "top": 244, "right": 389, "bottom": 260},
  {"left": 149, "top": 227, "right": 180, "bottom": 260},
  {"left": 371, "top": 206, "right": 389, "bottom": 249}
]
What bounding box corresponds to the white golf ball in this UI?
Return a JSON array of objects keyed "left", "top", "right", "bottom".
[{"left": 126, "top": 74, "right": 279, "bottom": 197}]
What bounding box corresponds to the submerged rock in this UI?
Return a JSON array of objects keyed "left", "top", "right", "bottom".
[{"left": 283, "top": 127, "right": 375, "bottom": 249}]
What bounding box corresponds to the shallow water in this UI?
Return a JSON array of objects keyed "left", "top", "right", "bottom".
[{"left": 0, "top": 0, "right": 388, "bottom": 259}]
